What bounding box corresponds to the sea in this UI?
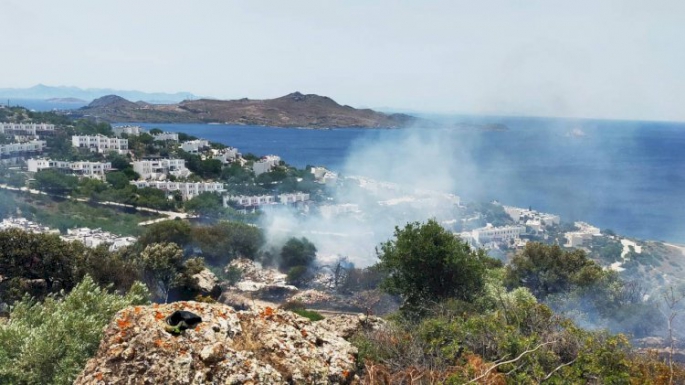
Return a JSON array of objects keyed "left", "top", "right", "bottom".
[
  {"left": 16, "top": 100, "right": 685, "bottom": 244},
  {"left": 128, "top": 118, "right": 685, "bottom": 244}
]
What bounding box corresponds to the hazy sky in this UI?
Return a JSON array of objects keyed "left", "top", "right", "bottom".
[{"left": 2, "top": 1, "right": 684, "bottom": 121}]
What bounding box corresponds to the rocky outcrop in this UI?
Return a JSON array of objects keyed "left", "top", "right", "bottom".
[
  {"left": 316, "top": 314, "right": 387, "bottom": 340},
  {"left": 75, "top": 301, "right": 357, "bottom": 384}
]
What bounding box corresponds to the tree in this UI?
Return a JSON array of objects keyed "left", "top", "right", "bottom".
[
  {"left": 377, "top": 219, "right": 494, "bottom": 312},
  {"left": 280, "top": 237, "right": 317, "bottom": 270},
  {"left": 136, "top": 220, "right": 192, "bottom": 250},
  {"left": 0, "top": 229, "right": 85, "bottom": 303},
  {"left": 140, "top": 243, "right": 185, "bottom": 303},
  {"left": 504, "top": 242, "right": 605, "bottom": 298},
  {"left": 33, "top": 169, "right": 78, "bottom": 195},
  {"left": 106, "top": 171, "right": 131, "bottom": 189},
  {"left": 184, "top": 192, "right": 224, "bottom": 218},
  {"left": 191, "top": 221, "right": 264, "bottom": 265}
]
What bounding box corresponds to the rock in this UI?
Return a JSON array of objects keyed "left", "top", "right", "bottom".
[
  {"left": 75, "top": 301, "right": 357, "bottom": 384},
  {"left": 192, "top": 268, "right": 221, "bottom": 297},
  {"left": 316, "top": 314, "right": 387, "bottom": 340}
]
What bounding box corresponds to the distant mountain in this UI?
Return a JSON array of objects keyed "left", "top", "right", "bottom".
[
  {"left": 75, "top": 92, "right": 418, "bottom": 128},
  {"left": 46, "top": 97, "right": 87, "bottom": 103},
  {"left": 0, "top": 84, "right": 196, "bottom": 103}
]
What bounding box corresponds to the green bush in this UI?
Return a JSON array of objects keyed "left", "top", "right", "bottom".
[
  {"left": 0, "top": 275, "right": 149, "bottom": 385},
  {"left": 292, "top": 308, "right": 325, "bottom": 321},
  {"left": 279, "top": 301, "right": 324, "bottom": 321}
]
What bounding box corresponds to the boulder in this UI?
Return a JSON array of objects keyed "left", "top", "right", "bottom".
[
  {"left": 192, "top": 268, "right": 221, "bottom": 298},
  {"left": 74, "top": 301, "right": 357, "bottom": 384}
]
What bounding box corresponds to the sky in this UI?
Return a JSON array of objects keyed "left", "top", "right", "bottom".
[{"left": 1, "top": 1, "right": 684, "bottom": 121}]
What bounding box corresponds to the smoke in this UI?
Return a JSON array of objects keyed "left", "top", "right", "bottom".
[
  {"left": 258, "top": 124, "right": 483, "bottom": 267},
  {"left": 258, "top": 115, "right": 685, "bottom": 270}
]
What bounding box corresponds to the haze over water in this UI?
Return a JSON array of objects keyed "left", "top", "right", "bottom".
[{"left": 131, "top": 117, "right": 685, "bottom": 244}]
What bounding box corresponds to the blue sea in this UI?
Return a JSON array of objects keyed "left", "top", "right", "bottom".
[{"left": 122, "top": 118, "right": 685, "bottom": 244}]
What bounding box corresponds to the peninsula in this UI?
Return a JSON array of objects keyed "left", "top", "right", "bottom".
[{"left": 72, "top": 92, "right": 417, "bottom": 128}]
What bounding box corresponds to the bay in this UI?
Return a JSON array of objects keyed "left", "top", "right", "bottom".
[{"left": 127, "top": 118, "right": 685, "bottom": 244}]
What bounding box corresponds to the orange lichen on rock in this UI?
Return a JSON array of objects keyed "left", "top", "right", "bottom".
[
  {"left": 116, "top": 318, "right": 132, "bottom": 330},
  {"left": 75, "top": 302, "right": 360, "bottom": 385}
]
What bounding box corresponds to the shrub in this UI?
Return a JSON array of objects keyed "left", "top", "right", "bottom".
[
  {"left": 279, "top": 301, "right": 324, "bottom": 321},
  {"left": 0, "top": 275, "right": 149, "bottom": 385},
  {"left": 286, "top": 265, "right": 309, "bottom": 286}
]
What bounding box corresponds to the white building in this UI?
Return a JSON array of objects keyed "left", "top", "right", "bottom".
[
  {"left": 131, "top": 158, "right": 190, "bottom": 180},
  {"left": 0, "top": 217, "right": 59, "bottom": 235},
  {"left": 112, "top": 125, "right": 144, "bottom": 136},
  {"left": 153, "top": 132, "right": 179, "bottom": 142},
  {"left": 0, "top": 122, "right": 56, "bottom": 140},
  {"left": 27, "top": 158, "right": 112, "bottom": 180},
  {"left": 278, "top": 192, "right": 310, "bottom": 204},
  {"left": 131, "top": 180, "right": 225, "bottom": 200},
  {"left": 503, "top": 205, "right": 561, "bottom": 228},
  {"left": 563, "top": 222, "right": 601, "bottom": 248},
  {"left": 180, "top": 139, "right": 210, "bottom": 154},
  {"left": 223, "top": 194, "right": 276, "bottom": 207},
  {"left": 61, "top": 227, "right": 136, "bottom": 252},
  {"left": 72, "top": 135, "right": 129, "bottom": 155},
  {"left": 574, "top": 221, "right": 601, "bottom": 235},
  {"left": 564, "top": 232, "right": 594, "bottom": 248},
  {"left": 253, "top": 155, "right": 281, "bottom": 176},
  {"left": 319, "top": 203, "right": 361, "bottom": 219},
  {"left": 310, "top": 166, "right": 338, "bottom": 185},
  {"left": 310, "top": 166, "right": 328, "bottom": 180},
  {"left": 471, "top": 224, "right": 526, "bottom": 246},
  {"left": 0, "top": 140, "right": 45, "bottom": 159},
  {"left": 214, "top": 147, "right": 239, "bottom": 164}
]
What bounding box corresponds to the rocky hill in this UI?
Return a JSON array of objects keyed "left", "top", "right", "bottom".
[
  {"left": 75, "top": 92, "right": 417, "bottom": 128},
  {"left": 74, "top": 301, "right": 366, "bottom": 384}
]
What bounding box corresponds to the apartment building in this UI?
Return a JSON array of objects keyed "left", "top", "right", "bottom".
[
  {"left": 131, "top": 180, "right": 225, "bottom": 200},
  {"left": 0, "top": 140, "right": 45, "bottom": 159},
  {"left": 71, "top": 135, "right": 129, "bottom": 154},
  {"left": 131, "top": 158, "right": 190, "bottom": 180},
  {"left": 27, "top": 158, "right": 112, "bottom": 180}
]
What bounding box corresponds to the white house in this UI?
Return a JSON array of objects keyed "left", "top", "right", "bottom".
[
  {"left": 214, "top": 147, "right": 239, "bottom": 164},
  {"left": 0, "top": 140, "right": 45, "bottom": 159},
  {"left": 180, "top": 139, "right": 210, "bottom": 154},
  {"left": 112, "top": 125, "right": 144, "bottom": 136},
  {"left": 278, "top": 192, "right": 310, "bottom": 204},
  {"left": 71, "top": 135, "right": 128, "bottom": 154},
  {"left": 0, "top": 122, "right": 55, "bottom": 140},
  {"left": 131, "top": 158, "right": 190, "bottom": 180},
  {"left": 153, "top": 132, "right": 179, "bottom": 142},
  {"left": 471, "top": 224, "right": 526, "bottom": 246},
  {"left": 61, "top": 227, "right": 136, "bottom": 252},
  {"left": 131, "top": 180, "right": 225, "bottom": 200},
  {"left": 319, "top": 203, "right": 360, "bottom": 219},
  {"left": 253, "top": 155, "right": 281, "bottom": 176},
  {"left": 223, "top": 194, "right": 276, "bottom": 207},
  {"left": 27, "top": 158, "right": 112, "bottom": 180}
]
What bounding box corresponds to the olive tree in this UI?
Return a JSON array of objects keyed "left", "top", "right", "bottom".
[{"left": 377, "top": 219, "right": 496, "bottom": 313}]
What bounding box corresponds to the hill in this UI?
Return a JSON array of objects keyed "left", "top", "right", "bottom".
[
  {"left": 0, "top": 84, "right": 196, "bottom": 103},
  {"left": 75, "top": 92, "right": 417, "bottom": 128}
]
